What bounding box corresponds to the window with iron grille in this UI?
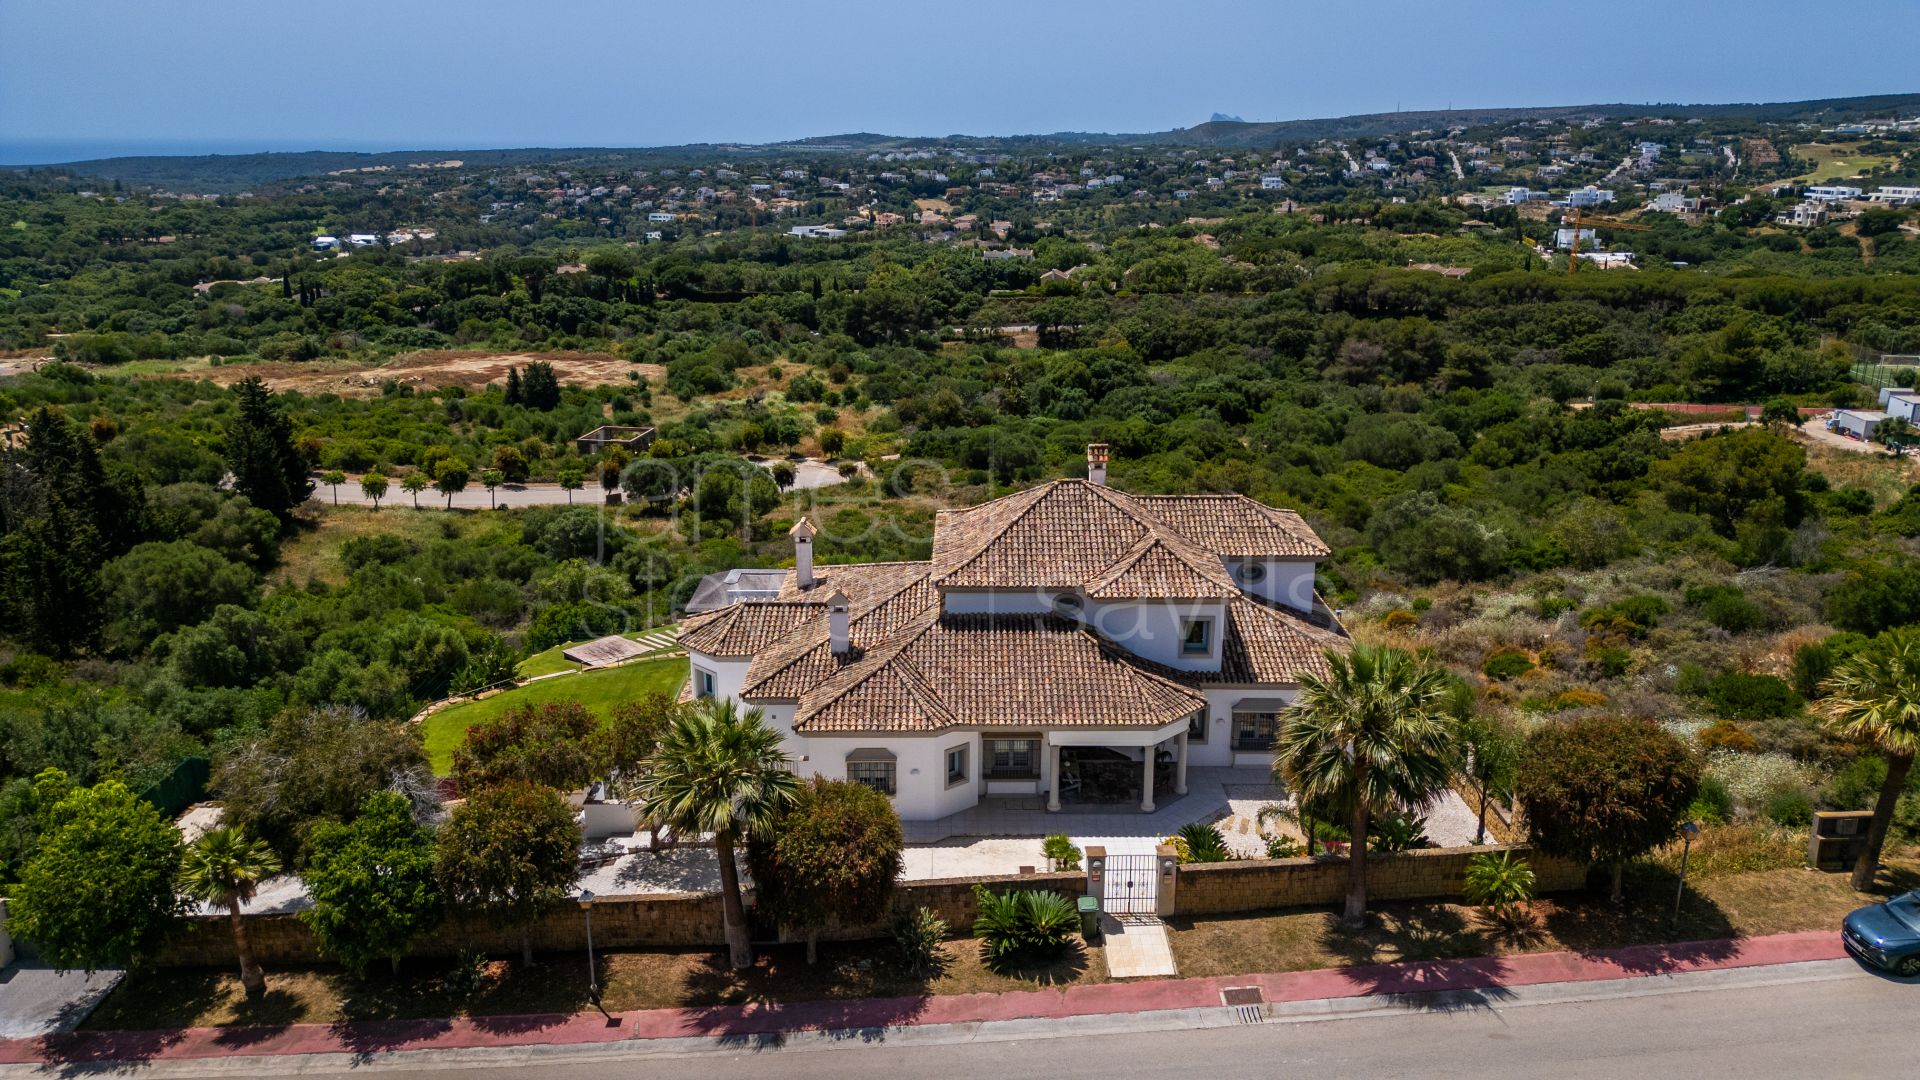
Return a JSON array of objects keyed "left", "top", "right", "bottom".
[
  {"left": 1232, "top": 711, "right": 1281, "bottom": 752},
  {"left": 985, "top": 737, "right": 1040, "bottom": 779},
  {"left": 848, "top": 760, "right": 896, "bottom": 795}
]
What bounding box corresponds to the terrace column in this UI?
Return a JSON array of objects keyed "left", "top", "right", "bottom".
[
  {"left": 1047, "top": 741, "right": 1062, "bottom": 812},
  {"left": 1140, "top": 748, "right": 1156, "bottom": 814},
  {"left": 1175, "top": 730, "right": 1190, "bottom": 796}
]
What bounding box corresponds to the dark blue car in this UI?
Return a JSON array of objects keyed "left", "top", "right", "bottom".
[{"left": 1843, "top": 891, "right": 1920, "bottom": 977}]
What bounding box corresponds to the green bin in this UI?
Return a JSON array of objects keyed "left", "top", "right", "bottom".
[{"left": 1077, "top": 895, "right": 1101, "bottom": 941}]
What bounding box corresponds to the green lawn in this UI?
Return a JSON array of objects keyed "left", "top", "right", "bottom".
[
  {"left": 1785, "top": 142, "right": 1897, "bottom": 185},
  {"left": 421, "top": 656, "right": 688, "bottom": 774},
  {"left": 515, "top": 627, "right": 678, "bottom": 678}
]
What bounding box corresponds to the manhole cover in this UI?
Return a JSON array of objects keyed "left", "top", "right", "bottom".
[{"left": 1221, "top": 987, "right": 1264, "bottom": 1007}]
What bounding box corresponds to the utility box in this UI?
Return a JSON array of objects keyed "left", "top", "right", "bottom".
[{"left": 1808, "top": 810, "right": 1874, "bottom": 871}]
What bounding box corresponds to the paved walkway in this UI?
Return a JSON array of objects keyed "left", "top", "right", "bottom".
[
  {"left": 0, "top": 932, "right": 1847, "bottom": 1067},
  {"left": 1101, "top": 916, "right": 1177, "bottom": 978}
]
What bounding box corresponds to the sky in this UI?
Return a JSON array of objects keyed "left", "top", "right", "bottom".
[{"left": 4, "top": 0, "right": 1919, "bottom": 164}]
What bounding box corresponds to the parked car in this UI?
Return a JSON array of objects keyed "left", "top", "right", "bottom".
[{"left": 1842, "top": 891, "right": 1920, "bottom": 976}]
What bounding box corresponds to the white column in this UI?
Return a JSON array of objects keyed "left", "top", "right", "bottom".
[
  {"left": 1176, "top": 730, "right": 1190, "bottom": 795},
  {"left": 1140, "top": 746, "right": 1156, "bottom": 813},
  {"left": 1047, "top": 741, "right": 1062, "bottom": 812}
]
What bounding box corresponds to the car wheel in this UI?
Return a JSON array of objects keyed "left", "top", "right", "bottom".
[{"left": 1900, "top": 956, "right": 1920, "bottom": 978}]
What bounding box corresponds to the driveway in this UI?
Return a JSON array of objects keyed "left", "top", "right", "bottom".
[
  {"left": 0, "top": 962, "right": 120, "bottom": 1038},
  {"left": 1800, "top": 417, "right": 1896, "bottom": 455}
]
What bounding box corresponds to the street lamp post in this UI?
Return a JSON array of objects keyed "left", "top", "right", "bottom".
[
  {"left": 579, "top": 889, "right": 610, "bottom": 1020},
  {"left": 1671, "top": 821, "right": 1701, "bottom": 926}
]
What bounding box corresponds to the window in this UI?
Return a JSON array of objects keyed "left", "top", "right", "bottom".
[
  {"left": 848, "top": 760, "right": 896, "bottom": 795},
  {"left": 1238, "top": 562, "right": 1267, "bottom": 585},
  {"left": 945, "top": 745, "right": 969, "bottom": 787},
  {"left": 1180, "top": 617, "right": 1214, "bottom": 656},
  {"left": 694, "top": 667, "right": 717, "bottom": 700},
  {"left": 985, "top": 737, "right": 1041, "bottom": 779},
  {"left": 1187, "top": 711, "right": 1208, "bottom": 744},
  {"left": 1232, "top": 711, "right": 1281, "bottom": 752}
]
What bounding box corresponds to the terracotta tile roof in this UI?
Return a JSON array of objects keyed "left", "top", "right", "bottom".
[
  {"left": 1131, "top": 495, "right": 1331, "bottom": 558},
  {"left": 1120, "top": 596, "right": 1348, "bottom": 686},
  {"left": 791, "top": 610, "right": 1207, "bottom": 733},
  {"left": 1086, "top": 533, "right": 1240, "bottom": 599},
  {"left": 742, "top": 566, "right": 939, "bottom": 698},
  {"left": 932, "top": 480, "right": 1329, "bottom": 593},
  {"left": 677, "top": 601, "right": 825, "bottom": 656}
]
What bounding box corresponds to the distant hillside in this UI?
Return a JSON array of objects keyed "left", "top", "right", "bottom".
[{"left": 10, "top": 92, "right": 1918, "bottom": 191}]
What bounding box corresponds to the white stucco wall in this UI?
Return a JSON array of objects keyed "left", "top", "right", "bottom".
[
  {"left": 686, "top": 648, "right": 752, "bottom": 705},
  {"left": 1223, "top": 559, "right": 1318, "bottom": 612},
  {"left": 1194, "top": 686, "right": 1299, "bottom": 767},
  {"left": 1083, "top": 599, "right": 1226, "bottom": 671},
  {"left": 802, "top": 734, "right": 982, "bottom": 820}
]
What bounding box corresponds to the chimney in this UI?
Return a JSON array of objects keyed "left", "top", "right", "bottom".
[
  {"left": 790, "top": 516, "right": 817, "bottom": 589},
  {"left": 826, "top": 589, "right": 850, "bottom": 656},
  {"left": 1086, "top": 443, "right": 1110, "bottom": 486}
]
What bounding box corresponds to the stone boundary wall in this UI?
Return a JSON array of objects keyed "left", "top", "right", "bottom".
[
  {"left": 1173, "top": 844, "right": 1583, "bottom": 917},
  {"left": 154, "top": 871, "right": 1087, "bottom": 969}
]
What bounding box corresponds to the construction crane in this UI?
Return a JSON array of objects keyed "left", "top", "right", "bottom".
[{"left": 1564, "top": 208, "right": 1651, "bottom": 274}]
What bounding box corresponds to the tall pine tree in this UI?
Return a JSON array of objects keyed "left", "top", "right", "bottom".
[
  {"left": 504, "top": 366, "right": 523, "bottom": 406},
  {"left": 225, "top": 377, "right": 311, "bottom": 522}
]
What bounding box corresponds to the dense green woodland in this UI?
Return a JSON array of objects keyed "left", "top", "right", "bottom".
[{"left": 5, "top": 134, "right": 1920, "bottom": 890}]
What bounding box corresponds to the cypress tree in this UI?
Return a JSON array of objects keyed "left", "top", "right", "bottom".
[
  {"left": 505, "top": 366, "right": 523, "bottom": 406},
  {"left": 225, "top": 377, "right": 312, "bottom": 522}
]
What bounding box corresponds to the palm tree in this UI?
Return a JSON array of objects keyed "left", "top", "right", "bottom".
[
  {"left": 179, "top": 826, "right": 282, "bottom": 998},
  {"left": 1274, "top": 644, "right": 1458, "bottom": 927},
  {"left": 634, "top": 698, "right": 800, "bottom": 969},
  {"left": 1815, "top": 628, "right": 1920, "bottom": 890}
]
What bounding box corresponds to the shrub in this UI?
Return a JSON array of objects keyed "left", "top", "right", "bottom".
[
  {"left": 1371, "top": 812, "right": 1432, "bottom": 852},
  {"left": 1481, "top": 649, "right": 1534, "bottom": 681},
  {"left": 971, "top": 886, "right": 1077, "bottom": 965},
  {"left": 1175, "top": 822, "right": 1231, "bottom": 863},
  {"left": 1381, "top": 609, "right": 1420, "bottom": 632},
  {"left": 1688, "top": 775, "right": 1736, "bottom": 824},
  {"left": 1042, "top": 834, "right": 1082, "bottom": 872},
  {"left": 1708, "top": 750, "right": 1814, "bottom": 810},
  {"left": 1697, "top": 719, "right": 1758, "bottom": 753},
  {"left": 889, "top": 906, "right": 948, "bottom": 978},
  {"left": 1534, "top": 595, "right": 1578, "bottom": 619},
  {"left": 1685, "top": 584, "right": 1770, "bottom": 634},
  {"left": 1580, "top": 595, "right": 1668, "bottom": 639},
  {"left": 1587, "top": 645, "right": 1633, "bottom": 677},
  {"left": 1548, "top": 688, "right": 1608, "bottom": 711},
  {"left": 1462, "top": 850, "right": 1535, "bottom": 926},
  {"left": 1765, "top": 788, "right": 1815, "bottom": 827},
  {"left": 1264, "top": 834, "right": 1303, "bottom": 859},
  {"left": 1705, "top": 671, "right": 1799, "bottom": 720}
]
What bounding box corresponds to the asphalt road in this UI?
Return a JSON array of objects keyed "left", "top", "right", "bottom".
[
  {"left": 103, "top": 960, "right": 1913, "bottom": 1080},
  {"left": 311, "top": 461, "right": 854, "bottom": 510}
]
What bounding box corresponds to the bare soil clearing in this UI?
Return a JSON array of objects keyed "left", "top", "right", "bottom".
[{"left": 178, "top": 350, "right": 663, "bottom": 397}]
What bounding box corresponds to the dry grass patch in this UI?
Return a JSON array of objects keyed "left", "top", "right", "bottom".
[{"left": 84, "top": 937, "right": 1104, "bottom": 1031}]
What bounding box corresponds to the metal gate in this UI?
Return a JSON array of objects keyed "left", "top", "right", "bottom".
[{"left": 1102, "top": 854, "right": 1159, "bottom": 915}]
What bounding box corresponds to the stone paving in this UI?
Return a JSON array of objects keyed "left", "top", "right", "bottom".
[{"left": 1099, "top": 915, "right": 1178, "bottom": 978}]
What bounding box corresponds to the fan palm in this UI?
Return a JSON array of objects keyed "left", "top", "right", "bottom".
[
  {"left": 1273, "top": 644, "right": 1459, "bottom": 927},
  {"left": 1815, "top": 628, "right": 1920, "bottom": 890},
  {"left": 633, "top": 698, "right": 799, "bottom": 969},
  {"left": 180, "top": 826, "right": 282, "bottom": 998}
]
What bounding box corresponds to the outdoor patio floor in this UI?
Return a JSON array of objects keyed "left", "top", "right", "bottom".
[{"left": 903, "top": 767, "right": 1281, "bottom": 854}]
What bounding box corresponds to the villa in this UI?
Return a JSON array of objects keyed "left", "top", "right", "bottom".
[{"left": 677, "top": 445, "right": 1349, "bottom": 822}]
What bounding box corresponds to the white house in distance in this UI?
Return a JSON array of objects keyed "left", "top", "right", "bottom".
[{"left": 677, "top": 445, "right": 1349, "bottom": 823}]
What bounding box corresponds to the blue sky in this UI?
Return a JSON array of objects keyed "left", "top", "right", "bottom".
[{"left": 3, "top": 0, "right": 1918, "bottom": 162}]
